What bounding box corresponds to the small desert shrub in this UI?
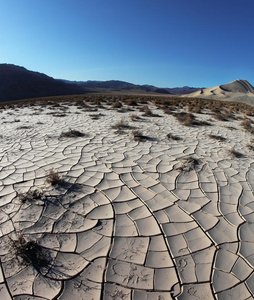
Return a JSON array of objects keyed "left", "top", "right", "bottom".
[
  {"left": 227, "top": 106, "right": 235, "bottom": 116},
  {"left": 112, "top": 119, "right": 132, "bottom": 130},
  {"left": 241, "top": 119, "right": 254, "bottom": 133},
  {"left": 132, "top": 130, "right": 148, "bottom": 142},
  {"left": 60, "top": 129, "right": 86, "bottom": 138},
  {"left": 163, "top": 108, "right": 174, "bottom": 115},
  {"left": 185, "top": 113, "right": 196, "bottom": 125},
  {"left": 167, "top": 133, "right": 182, "bottom": 141},
  {"left": 214, "top": 112, "right": 228, "bottom": 121},
  {"left": 126, "top": 99, "right": 138, "bottom": 106},
  {"left": 228, "top": 148, "right": 244, "bottom": 158},
  {"left": 18, "top": 189, "right": 43, "bottom": 204},
  {"left": 247, "top": 144, "right": 254, "bottom": 151},
  {"left": 46, "top": 169, "right": 62, "bottom": 186},
  {"left": 17, "top": 126, "right": 32, "bottom": 130},
  {"left": 177, "top": 157, "right": 201, "bottom": 172},
  {"left": 208, "top": 134, "right": 227, "bottom": 142},
  {"left": 13, "top": 237, "right": 51, "bottom": 272},
  {"left": 225, "top": 126, "right": 237, "bottom": 130},
  {"left": 188, "top": 103, "right": 202, "bottom": 114},
  {"left": 53, "top": 113, "right": 66, "bottom": 117},
  {"left": 112, "top": 101, "right": 122, "bottom": 109},
  {"left": 90, "top": 113, "right": 105, "bottom": 120},
  {"left": 193, "top": 101, "right": 203, "bottom": 113},
  {"left": 143, "top": 105, "right": 152, "bottom": 116},
  {"left": 175, "top": 112, "right": 196, "bottom": 126},
  {"left": 130, "top": 114, "right": 140, "bottom": 121},
  {"left": 245, "top": 109, "right": 254, "bottom": 117}
]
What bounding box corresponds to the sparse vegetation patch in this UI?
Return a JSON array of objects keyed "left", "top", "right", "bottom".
[
  {"left": 132, "top": 130, "right": 149, "bottom": 142},
  {"left": 208, "top": 134, "right": 227, "bottom": 142},
  {"left": 18, "top": 189, "right": 43, "bottom": 204},
  {"left": 13, "top": 237, "right": 51, "bottom": 273},
  {"left": 46, "top": 169, "right": 62, "bottom": 186},
  {"left": 112, "top": 119, "right": 133, "bottom": 130},
  {"left": 60, "top": 129, "right": 86, "bottom": 138},
  {"left": 228, "top": 148, "right": 244, "bottom": 158},
  {"left": 177, "top": 156, "right": 201, "bottom": 172},
  {"left": 167, "top": 133, "right": 182, "bottom": 141}
]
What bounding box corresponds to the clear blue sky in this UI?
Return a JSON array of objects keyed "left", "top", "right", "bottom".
[{"left": 1, "top": 0, "right": 254, "bottom": 87}]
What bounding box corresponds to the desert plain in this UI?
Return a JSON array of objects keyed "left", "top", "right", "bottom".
[{"left": 1, "top": 94, "right": 254, "bottom": 299}]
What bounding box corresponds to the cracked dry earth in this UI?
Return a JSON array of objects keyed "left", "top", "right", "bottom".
[{"left": 0, "top": 101, "right": 254, "bottom": 300}]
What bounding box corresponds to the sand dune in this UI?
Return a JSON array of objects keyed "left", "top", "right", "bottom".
[
  {"left": 1, "top": 97, "right": 254, "bottom": 299},
  {"left": 185, "top": 79, "right": 254, "bottom": 106}
]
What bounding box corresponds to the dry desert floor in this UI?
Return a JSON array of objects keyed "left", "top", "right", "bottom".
[{"left": 1, "top": 96, "right": 254, "bottom": 299}]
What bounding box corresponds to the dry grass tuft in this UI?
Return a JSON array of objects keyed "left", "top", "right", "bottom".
[
  {"left": 129, "top": 114, "right": 140, "bottom": 121},
  {"left": 60, "top": 129, "right": 86, "bottom": 138},
  {"left": 228, "top": 148, "right": 244, "bottom": 158},
  {"left": 167, "top": 133, "right": 182, "bottom": 141},
  {"left": 247, "top": 144, "right": 254, "bottom": 151},
  {"left": 126, "top": 99, "right": 138, "bottom": 106},
  {"left": 46, "top": 169, "right": 62, "bottom": 186},
  {"left": 177, "top": 156, "right": 201, "bottom": 172},
  {"left": 18, "top": 189, "right": 43, "bottom": 204},
  {"left": 174, "top": 112, "right": 210, "bottom": 127},
  {"left": 132, "top": 130, "right": 149, "bottom": 142},
  {"left": 112, "top": 119, "right": 133, "bottom": 130},
  {"left": 208, "top": 134, "right": 227, "bottom": 142},
  {"left": 214, "top": 111, "right": 228, "bottom": 121},
  {"left": 112, "top": 101, "right": 122, "bottom": 109},
  {"left": 241, "top": 119, "right": 254, "bottom": 133},
  {"left": 13, "top": 236, "right": 51, "bottom": 272}
]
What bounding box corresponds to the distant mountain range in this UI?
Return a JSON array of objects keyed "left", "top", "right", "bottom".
[
  {"left": 0, "top": 64, "right": 200, "bottom": 102},
  {"left": 61, "top": 79, "right": 200, "bottom": 95}
]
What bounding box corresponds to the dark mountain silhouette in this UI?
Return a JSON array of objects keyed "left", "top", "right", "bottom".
[
  {"left": 164, "top": 86, "right": 201, "bottom": 95},
  {"left": 0, "top": 64, "right": 86, "bottom": 102},
  {"left": 62, "top": 79, "right": 199, "bottom": 95},
  {"left": 62, "top": 79, "right": 170, "bottom": 94}
]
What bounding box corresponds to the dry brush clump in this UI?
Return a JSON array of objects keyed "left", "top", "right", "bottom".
[
  {"left": 129, "top": 114, "right": 140, "bottom": 121},
  {"left": 174, "top": 112, "right": 206, "bottom": 127},
  {"left": 59, "top": 129, "right": 86, "bottom": 138},
  {"left": 213, "top": 111, "right": 228, "bottom": 122},
  {"left": 187, "top": 100, "right": 203, "bottom": 114},
  {"left": 208, "top": 134, "right": 227, "bottom": 142},
  {"left": 247, "top": 144, "right": 254, "bottom": 151},
  {"left": 228, "top": 148, "right": 244, "bottom": 158},
  {"left": 13, "top": 236, "right": 51, "bottom": 273},
  {"left": 111, "top": 101, "right": 122, "bottom": 109},
  {"left": 46, "top": 169, "right": 62, "bottom": 186},
  {"left": 126, "top": 99, "right": 138, "bottom": 106},
  {"left": 241, "top": 119, "right": 254, "bottom": 134},
  {"left": 140, "top": 105, "right": 153, "bottom": 116},
  {"left": 18, "top": 189, "right": 43, "bottom": 204},
  {"left": 90, "top": 113, "right": 105, "bottom": 120},
  {"left": 17, "top": 125, "right": 32, "bottom": 130},
  {"left": 132, "top": 130, "right": 149, "bottom": 142},
  {"left": 167, "top": 133, "right": 182, "bottom": 141},
  {"left": 162, "top": 107, "right": 174, "bottom": 115},
  {"left": 177, "top": 156, "right": 201, "bottom": 172},
  {"left": 112, "top": 119, "right": 134, "bottom": 130}
]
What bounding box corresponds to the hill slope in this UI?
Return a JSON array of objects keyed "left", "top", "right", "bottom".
[{"left": 0, "top": 64, "right": 86, "bottom": 102}]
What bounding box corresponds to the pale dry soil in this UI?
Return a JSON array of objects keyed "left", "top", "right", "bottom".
[{"left": 0, "top": 101, "right": 254, "bottom": 299}]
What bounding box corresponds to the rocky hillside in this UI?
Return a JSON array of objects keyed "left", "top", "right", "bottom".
[{"left": 0, "top": 64, "right": 86, "bottom": 102}]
